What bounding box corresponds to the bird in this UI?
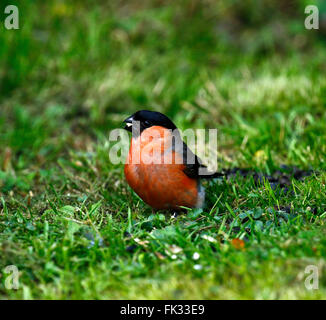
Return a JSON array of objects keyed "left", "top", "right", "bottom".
[{"left": 123, "top": 110, "right": 223, "bottom": 211}]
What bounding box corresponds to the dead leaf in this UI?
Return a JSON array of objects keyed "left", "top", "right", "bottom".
[
  {"left": 231, "top": 238, "right": 245, "bottom": 250},
  {"left": 154, "top": 252, "right": 166, "bottom": 260},
  {"left": 3, "top": 147, "right": 12, "bottom": 171},
  {"left": 168, "top": 244, "right": 183, "bottom": 254},
  {"left": 134, "top": 238, "right": 149, "bottom": 247}
]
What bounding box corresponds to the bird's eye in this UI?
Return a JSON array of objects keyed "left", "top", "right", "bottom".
[{"left": 144, "top": 120, "right": 151, "bottom": 126}]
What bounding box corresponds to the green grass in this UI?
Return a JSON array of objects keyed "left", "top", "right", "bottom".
[{"left": 1, "top": 0, "right": 326, "bottom": 299}]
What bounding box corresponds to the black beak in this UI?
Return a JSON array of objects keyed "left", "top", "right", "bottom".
[{"left": 123, "top": 115, "right": 134, "bottom": 132}]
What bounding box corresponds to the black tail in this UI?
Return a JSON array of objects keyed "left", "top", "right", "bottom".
[{"left": 199, "top": 170, "right": 225, "bottom": 179}]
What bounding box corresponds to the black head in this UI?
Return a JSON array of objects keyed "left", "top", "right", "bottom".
[{"left": 123, "top": 110, "right": 177, "bottom": 133}]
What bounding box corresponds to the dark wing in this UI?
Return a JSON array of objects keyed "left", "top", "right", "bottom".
[
  {"left": 171, "top": 129, "right": 224, "bottom": 179},
  {"left": 181, "top": 141, "right": 224, "bottom": 179}
]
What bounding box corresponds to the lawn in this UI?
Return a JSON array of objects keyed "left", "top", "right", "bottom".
[{"left": 1, "top": 1, "right": 326, "bottom": 299}]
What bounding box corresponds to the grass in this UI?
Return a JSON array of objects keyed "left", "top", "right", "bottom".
[{"left": 1, "top": 0, "right": 326, "bottom": 299}]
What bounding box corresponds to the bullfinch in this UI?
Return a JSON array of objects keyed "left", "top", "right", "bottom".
[{"left": 123, "top": 110, "right": 222, "bottom": 211}]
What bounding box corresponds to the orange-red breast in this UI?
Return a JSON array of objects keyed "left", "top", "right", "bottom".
[{"left": 123, "top": 110, "right": 222, "bottom": 211}]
